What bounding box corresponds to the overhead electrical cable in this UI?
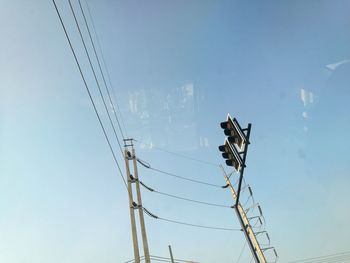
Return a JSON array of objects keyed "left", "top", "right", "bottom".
[
  {"left": 52, "top": 0, "right": 127, "bottom": 189},
  {"left": 157, "top": 216, "right": 242, "bottom": 232},
  {"left": 311, "top": 256, "right": 350, "bottom": 263},
  {"left": 149, "top": 166, "right": 224, "bottom": 188},
  {"left": 150, "top": 255, "right": 199, "bottom": 263},
  {"left": 134, "top": 139, "right": 218, "bottom": 167},
  {"left": 136, "top": 158, "right": 225, "bottom": 188},
  {"left": 288, "top": 251, "right": 350, "bottom": 263},
  {"left": 124, "top": 256, "right": 145, "bottom": 263},
  {"left": 126, "top": 256, "right": 192, "bottom": 263},
  {"left": 290, "top": 255, "right": 350, "bottom": 263},
  {"left": 138, "top": 179, "right": 233, "bottom": 208},
  {"left": 84, "top": 0, "right": 129, "bottom": 138},
  {"left": 154, "top": 190, "right": 233, "bottom": 209},
  {"left": 68, "top": 0, "right": 124, "bottom": 155},
  {"left": 142, "top": 206, "right": 242, "bottom": 232},
  {"left": 289, "top": 252, "right": 350, "bottom": 263},
  {"left": 77, "top": 0, "right": 126, "bottom": 140},
  {"left": 150, "top": 258, "right": 191, "bottom": 263},
  {"left": 149, "top": 259, "right": 172, "bottom": 263},
  {"left": 235, "top": 241, "right": 247, "bottom": 263}
]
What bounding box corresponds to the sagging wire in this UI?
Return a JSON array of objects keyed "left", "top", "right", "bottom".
[
  {"left": 150, "top": 255, "right": 199, "bottom": 263},
  {"left": 288, "top": 250, "right": 350, "bottom": 263},
  {"left": 125, "top": 255, "right": 196, "bottom": 263},
  {"left": 124, "top": 256, "right": 145, "bottom": 263},
  {"left": 134, "top": 139, "right": 219, "bottom": 167},
  {"left": 136, "top": 158, "right": 227, "bottom": 188},
  {"left": 155, "top": 191, "right": 234, "bottom": 209},
  {"left": 141, "top": 206, "right": 242, "bottom": 232},
  {"left": 158, "top": 217, "right": 242, "bottom": 232},
  {"left": 138, "top": 178, "right": 234, "bottom": 209}
]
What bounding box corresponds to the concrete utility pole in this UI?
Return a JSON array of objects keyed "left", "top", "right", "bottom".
[
  {"left": 221, "top": 166, "right": 267, "bottom": 263},
  {"left": 124, "top": 147, "right": 140, "bottom": 263},
  {"left": 132, "top": 148, "right": 151, "bottom": 263},
  {"left": 218, "top": 114, "right": 267, "bottom": 263}
]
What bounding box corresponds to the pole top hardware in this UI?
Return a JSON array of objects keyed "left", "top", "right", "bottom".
[{"left": 124, "top": 138, "right": 134, "bottom": 147}]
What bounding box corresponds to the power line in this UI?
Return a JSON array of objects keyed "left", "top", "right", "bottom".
[
  {"left": 125, "top": 255, "right": 198, "bottom": 263},
  {"left": 150, "top": 255, "right": 199, "bottom": 263},
  {"left": 124, "top": 256, "right": 144, "bottom": 263},
  {"left": 149, "top": 259, "right": 172, "bottom": 263},
  {"left": 77, "top": 0, "right": 126, "bottom": 140},
  {"left": 289, "top": 253, "right": 350, "bottom": 263},
  {"left": 52, "top": 0, "right": 127, "bottom": 190},
  {"left": 311, "top": 256, "right": 350, "bottom": 263},
  {"left": 148, "top": 258, "right": 190, "bottom": 263},
  {"left": 142, "top": 207, "right": 242, "bottom": 232},
  {"left": 289, "top": 252, "right": 350, "bottom": 262},
  {"left": 154, "top": 190, "right": 233, "bottom": 209},
  {"left": 138, "top": 179, "right": 233, "bottom": 208},
  {"left": 292, "top": 256, "right": 350, "bottom": 263},
  {"left": 137, "top": 158, "right": 226, "bottom": 188},
  {"left": 150, "top": 166, "right": 224, "bottom": 188},
  {"left": 68, "top": 0, "right": 124, "bottom": 155},
  {"left": 235, "top": 241, "right": 247, "bottom": 263},
  {"left": 134, "top": 139, "right": 218, "bottom": 167},
  {"left": 84, "top": 0, "right": 129, "bottom": 139},
  {"left": 158, "top": 217, "right": 242, "bottom": 232},
  {"left": 288, "top": 251, "right": 350, "bottom": 263}
]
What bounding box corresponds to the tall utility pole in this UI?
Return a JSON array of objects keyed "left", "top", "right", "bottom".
[
  {"left": 218, "top": 114, "right": 267, "bottom": 263},
  {"left": 221, "top": 166, "right": 267, "bottom": 263},
  {"left": 132, "top": 148, "right": 151, "bottom": 263},
  {"left": 124, "top": 139, "right": 151, "bottom": 263},
  {"left": 124, "top": 144, "right": 140, "bottom": 263}
]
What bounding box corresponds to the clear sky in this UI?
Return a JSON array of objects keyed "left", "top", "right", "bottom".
[{"left": 1, "top": 0, "right": 350, "bottom": 262}]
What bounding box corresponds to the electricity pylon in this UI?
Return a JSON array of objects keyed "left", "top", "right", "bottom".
[{"left": 124, "top": 139, "right": 151, "bottom": 263}]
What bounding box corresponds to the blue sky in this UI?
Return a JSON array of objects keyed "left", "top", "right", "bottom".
[{"left": 1, "top": 0, "right": 350, "bottom": 262}]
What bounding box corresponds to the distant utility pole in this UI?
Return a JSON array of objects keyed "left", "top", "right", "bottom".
[
  {"left": 124, "top": 139, "right": 151, "bottom": 263},
  {"left": 168, "top": 245, "right": 175, "bottom": 263},
  {"left": 218, "top": 114, "right": 267, "bottom": 263}
]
